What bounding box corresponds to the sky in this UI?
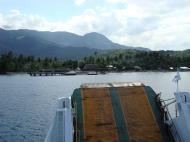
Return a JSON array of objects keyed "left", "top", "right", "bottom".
[{"left": 0, "top": 0, "right": 190, "bottom": 50}]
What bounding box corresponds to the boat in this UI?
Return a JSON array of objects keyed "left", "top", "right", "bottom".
[
  {"left": 64, "top": 71, "right": 77, "bottom": 75},
  {"left": 45, "top": 81, "right": 187, "bottom": 142},
  {"left": 87, "top": 71, "right": 97, "bottom": 75},
  {"left": 156, "top": 70, "right": 190, "bottom": 142}
]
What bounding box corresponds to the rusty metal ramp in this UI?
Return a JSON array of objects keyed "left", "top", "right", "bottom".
[{"left": 71, "top": 83, "right": 173, "bottom": 142}]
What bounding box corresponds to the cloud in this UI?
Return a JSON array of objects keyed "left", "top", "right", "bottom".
[
  {"left": 74, "top": 0, "right": 86, "bottom": 5},
  {"left": 1, "top": 0, "right": 190, "bottom": 51},
  {"left": 106, "top": 0, "right": 190, "bottom": 50},
  {"left": 0, "top": 10, "right": 51, "bottom": 31},
  {"left": 106, "top": 0, "right": 127, "bottom": 3}
]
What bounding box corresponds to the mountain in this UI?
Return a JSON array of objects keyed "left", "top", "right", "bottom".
[
  {"left": 0, "top": 28, "right": 100, "bottom": 59},
  {"left": 82, "top": 32, "right": 149, "bottom": 51},
  {"left": 16, "top": 30, "right": 150, "bottom": 50},
  {"left": 83, "top": 32, "right": 122, "bottom": 49},
  {"left": 0, "top": 28, "right": 150, "bottom": 59}
]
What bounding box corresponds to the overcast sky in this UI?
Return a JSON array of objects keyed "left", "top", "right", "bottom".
[{"left": 0, "top": 0, "right": 190, "bottom": 50}]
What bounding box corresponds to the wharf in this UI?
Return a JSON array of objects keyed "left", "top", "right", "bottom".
[
  {"left": 29, "top": 71, "right": 77, "bottom": 76},
  {"left": 71, "top": 83, "right": 174, "bottom": 142},
  {"left": 29, "top": 71, "right": 99, "bottom": 76}
]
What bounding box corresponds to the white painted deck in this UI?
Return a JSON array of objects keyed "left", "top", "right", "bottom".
[
  {"left": 173, "top": 92, "right": 190, "bottom": 142},
  {"left": 44, "top": 97, "right": 73, "bottom": 142}
]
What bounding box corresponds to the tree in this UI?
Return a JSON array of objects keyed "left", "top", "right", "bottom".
[{"left": 0, "top": 52, "right": 15, "bottom": 72}]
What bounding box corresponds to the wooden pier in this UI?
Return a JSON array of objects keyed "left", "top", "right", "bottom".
[
  {"left": 29, "top": 70, "right": 77, "bottom": 76},
  {"left": 29, "top": 70, "right": 99, "bottom": 76}
]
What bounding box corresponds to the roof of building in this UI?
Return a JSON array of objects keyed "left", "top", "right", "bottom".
[{"left": 82, "top": 64, "right": 99, "bottom": 71}]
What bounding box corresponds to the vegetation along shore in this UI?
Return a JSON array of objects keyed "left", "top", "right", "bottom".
[{"left": 0, "top": 49, "right": 190, "bottom": 74}]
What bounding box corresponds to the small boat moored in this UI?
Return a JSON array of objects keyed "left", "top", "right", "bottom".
[{"left": 87, "top": 71, "right": 97, "bottom": 75}]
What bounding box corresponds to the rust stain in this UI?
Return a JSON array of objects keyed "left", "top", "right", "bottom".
[
  {"left": 82, "top": 88, "right": 118, "bottom": 142},
  {"left": 117, "top": 87, "right": 163, "bottom": 142}
]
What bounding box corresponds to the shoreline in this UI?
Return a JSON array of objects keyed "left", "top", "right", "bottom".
[{"left": 1, "top": 70, "right": 190, "bottom": 76}]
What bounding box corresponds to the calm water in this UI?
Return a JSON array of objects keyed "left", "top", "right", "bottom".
[{"left": 0, "top": 72, "right": 190, "bottom": 142}]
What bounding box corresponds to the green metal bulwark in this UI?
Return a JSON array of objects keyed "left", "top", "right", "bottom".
[
  {"left": 144, "top": 86, "right": 174, "bottom": 142},
  {"left": 109, "top": 88, "right": 130, "bottom": 142},
  {"left": 72, "top": 89, "right": 84, "bottom": 142}
]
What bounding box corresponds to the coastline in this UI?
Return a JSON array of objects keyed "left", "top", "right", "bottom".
[{"left": 1, "top": 70, "right": 190, "bottom": 76}]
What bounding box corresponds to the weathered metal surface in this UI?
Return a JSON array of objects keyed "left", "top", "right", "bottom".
[
  {"left": 72, "top": 83, "right": 172, "bottom": 142},
  {"left": 118, "top": 86, "right": 163, "bottom": 142},
  {"left": 82, "top": 88, "right": 119, "bottom": 142}
]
